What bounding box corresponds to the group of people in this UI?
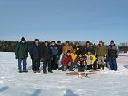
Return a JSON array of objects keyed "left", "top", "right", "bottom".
[{"left": 15, "top": 37, "right": 118, "bottom": 74}]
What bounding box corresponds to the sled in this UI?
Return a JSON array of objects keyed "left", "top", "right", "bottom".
[{"left": 66, "top": 71, "right": 96, "bottom": 78}]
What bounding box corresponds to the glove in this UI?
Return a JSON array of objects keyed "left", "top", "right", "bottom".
[{"left": 115, "top": 55, "right": 118, "bottom": 58}]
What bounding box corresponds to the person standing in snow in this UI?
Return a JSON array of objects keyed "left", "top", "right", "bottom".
[
  {"left": 107, "top": 40, "right": 118, "bottom": 71},
  {"left": 29, "top": 39, "right": 41, "bottom": 73},
  {"left": 56, "top": 41, "right": 63, "bottom": 59},
  {"left": 15, "top": 37, "right": 28, "bottom": 73},
  {"left": 50, "top": 41, "right": 58, "bottom": 70},
  {"left": 41, "top": 41, "right": 53, "bottom": 74},
  {"left": 96, "top": 41, "right": 107, "bottom": 70}
]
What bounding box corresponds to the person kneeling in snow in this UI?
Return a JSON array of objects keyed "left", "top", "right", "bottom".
[
  {"left": 76, "top": 54, "right": 87, "bottom": 72},
  {"left": 61, "top": 50, "right": 73, "bottom": 71},
  {"left": 85, "top": 51, "right": 96, "bottom": 70}
]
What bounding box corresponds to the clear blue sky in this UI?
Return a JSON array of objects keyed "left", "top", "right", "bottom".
[{"left": 0, "top": 0, "right": 128, "bottom": 44}]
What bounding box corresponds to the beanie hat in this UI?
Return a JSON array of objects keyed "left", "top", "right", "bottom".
[
  {"left": 21, "top": 37, "right": 26, "bottom": 41},
  {"left": 110, "top": 40, "right": 114, "bottom": 43},
  {"left": 35, "top": 39, "right": 39, "bottom": 41}
]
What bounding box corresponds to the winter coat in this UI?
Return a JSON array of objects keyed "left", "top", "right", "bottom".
[
  {"left": 85, "top": 54, "right": 96, "bottom": 65},
  {"left": 75, "top": 55, "right": 87, "bottom": 65},
  {"left": 62, "top": 45, "right": 73, "bottom": 53},
  {"left": 15, "top": 42, "right": 28, "bottom": 59},
  {"left": 85, "top": 46, "right": 95, "bottom": 54},
  {"left": 70, "top": 53, "right": 77, "bottom": 62},
  {"left": 57, "top": 45, "right": 63, "bottom": 56},
  {"left": 41, "top": 45, "right": 52, "bottom": 61},
  {"left": 50, "top": 46, "right": 58, "bottom": 56},
  {"left": 107, "top": 45, "right": 118, "bottom": 58},
  {"left": 61, "top": 54, "right": 73, "bottom": 65},
  {"left": 29, "top": 44, "right": 41, "bottom": 59},
  {"left": 96, "top": 45, "right": 106, "bottom": 57},
  {"left": 76, "top": 46, "right": 86, "bottom": 55}
]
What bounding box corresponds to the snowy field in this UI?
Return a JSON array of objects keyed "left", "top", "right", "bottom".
[{"left": 0, "top": 52, "right": 128, "bottom": 96}]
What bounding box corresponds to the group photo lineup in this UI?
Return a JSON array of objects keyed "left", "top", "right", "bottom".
[{"left": 0, "top": 0, "right": 128, "bottom": 96}]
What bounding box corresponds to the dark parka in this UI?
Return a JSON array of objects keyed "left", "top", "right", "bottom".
[
  {"left": 107, "top": 45, "right": 118, "bottom": 58},
  {"left": 15, "top": 42, "right": 28, "bottom": 59},
  {"left": 29, "top": 44, "right": 42, "bottom": 59},
  {"left": 41, "top": 45, "right": 52, "bottom": 61}
]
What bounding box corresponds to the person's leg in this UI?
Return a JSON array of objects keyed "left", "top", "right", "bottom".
[
  {"left": 63, "top": 65, "right": 67, "bottom": 71},
  {"left": 52, "top": 55, "right": 58, "bottom": 70},
  {"left": 32, "top": 59, "right": 36, "bottom": 72},
  {"left": 109, "top": 57, "right": 114, "bottom": 70},
  {"left": 93, "top": 60, "right": 97, "bottom": 70},
  {"left": 101, "top": 56, "right": 105, "bottom": 70},
  {"left": 36, "top": 59, "right": 40, "bottom": 72},
  {"left": 97, "top": 57, "right": 101, "bottom": 69},
  {"left": 23, "top": 58, "right": 27, "bottom": 72},
  {"left": 69, "top": 63, "right": 74, "bottom": 71},
  {"left": 51, "top": 56, "right": 54, "bottom": 70},
  {"left": 88, "top": 65, "right": 92, "bottom": 70},
  {"left": 112, "top": 57, "right": 117, "bottom": 71},
  {"left": 43, "top": 60, "right": 47, "bottom": 74},
  {"left": 18, "top": 59, "right": 22, "bottom": 72},
  {"left": 48, "top": 60, "right": 53, "bottom": 73}
]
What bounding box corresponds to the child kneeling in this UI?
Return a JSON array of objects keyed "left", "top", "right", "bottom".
[
  {"left": 85, "top": 51, "right": 96, "bottom": 70},
  {"left": 61, "top": 50, "right": 73, "bottom": 71}
]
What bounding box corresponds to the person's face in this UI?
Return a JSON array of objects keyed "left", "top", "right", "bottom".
[
  {"left": 73, "top": 50, "right": 76, "bottom": 54},
  {"left": 110, "top": 42, "right": 114, "bottom": 45},
  {"left": 67, "top": 53, "right": 70, "bottom": 55},
  {"left": 57, "top": 42, "right": 61, "bottom": 45},
  {"left": 52, "top": 42, "right": 55, "bottom": 46},
  {"left": 66, "top": 43, "right": 69, "bottom": 46},
  {"left": 45, "top": 42, "right": 48, "bottom": 46},
  {"left": 88, "top": 52, "right": 91, "bottom": 55},
  {"left": 35, "top": 41, "right": 39, "bottom": 45},
  {"left": 87, "top": 43, "right": 90, "bottom": 46},
  {"left": 99, "top": 42, "right": 103, "bottom": 46}
]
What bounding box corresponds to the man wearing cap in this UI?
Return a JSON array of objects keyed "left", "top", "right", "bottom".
[
  {"left": 15, "top": 37, "right": 28, "bottom": 73},
  {"left": 107, "top": 40, "right": 118, "bottom": 71},
  {"left": 29, "top": 39, "right": 41, "bottom": 73}
]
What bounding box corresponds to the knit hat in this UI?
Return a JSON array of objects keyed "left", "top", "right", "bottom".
[
  {"left": 21, "top": 37, "right": 26, "bottom": 41},
  {"left": 35, "top": 39, "right": 39, "bottom": 41},
  {"left": 110, "top": 40, "right": 114, "bottom": 43},
  {"left": 99, "top": 41, "right": 103, "bottom": 43}
]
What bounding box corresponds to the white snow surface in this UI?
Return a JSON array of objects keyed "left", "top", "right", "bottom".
[{"left": 0, "top": 52, "right": 128, "bottom": 96}]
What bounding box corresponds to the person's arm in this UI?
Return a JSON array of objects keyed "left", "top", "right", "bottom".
[
  {"left": 15, "top": 43, "right": 19, "bottom": 59},
  {"left": 115, "top": 46, "right": 119, "bottom": 58}
]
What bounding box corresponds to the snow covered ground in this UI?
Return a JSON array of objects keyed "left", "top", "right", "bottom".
[{"left": 0, "top": 52, "right": 128, "bottom": 96}]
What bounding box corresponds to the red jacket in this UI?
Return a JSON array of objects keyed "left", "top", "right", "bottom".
[{"left": 61, "top": 54, "right": 73, "bottom": 65}]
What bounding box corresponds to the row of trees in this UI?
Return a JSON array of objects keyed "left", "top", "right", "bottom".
[{"left": 0, "top": 41, "right": 128, "bottom": 52}]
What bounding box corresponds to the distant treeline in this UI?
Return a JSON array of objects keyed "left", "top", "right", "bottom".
[{"left": 0, "top": 41, "right": 128, "bottom": 52}]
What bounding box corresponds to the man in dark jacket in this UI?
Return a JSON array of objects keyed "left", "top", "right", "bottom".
[
  {"left": 29, "top": 39, "right": 41, "bottom": 73},
  {"left": 15, "top": 37, "right": 28, "bottom": 73},
  {"left": 50, "top": 41, "right": 58, "bottom": 70},
  {"left": 41, "top": 41, "right": 53, "bottom": 74},
  {"left": 107, "top": 40, "right": 118, "bottom": 71}
]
